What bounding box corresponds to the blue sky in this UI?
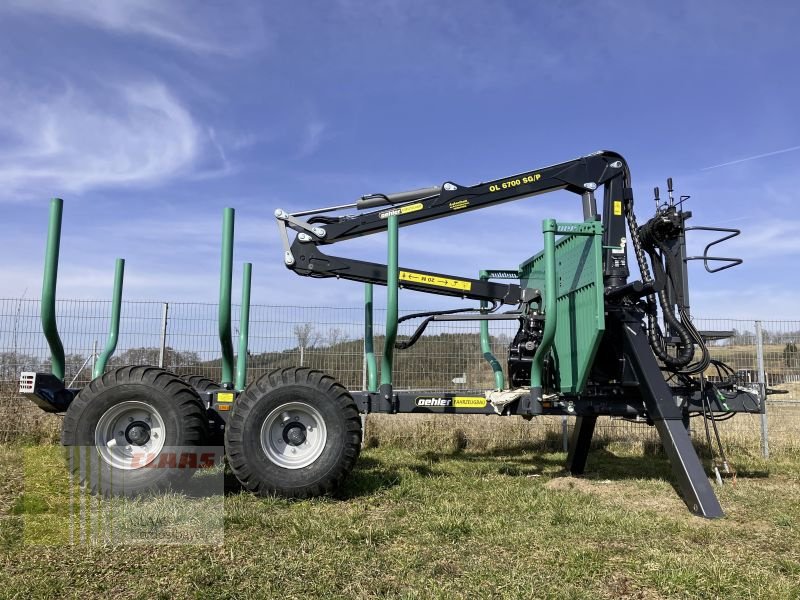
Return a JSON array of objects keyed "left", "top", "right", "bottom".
[{"left": 1, "top": 1, "right": 799, "bottom": 320}]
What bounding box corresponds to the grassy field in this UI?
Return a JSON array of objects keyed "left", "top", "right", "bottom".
[{"left": 1, "top": 419, "right": 800, "bottom": 600}]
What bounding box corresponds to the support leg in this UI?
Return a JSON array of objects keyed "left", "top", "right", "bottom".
[
  {"left": 618, "top": 311, "right": 724, "bottom": 519},
  {"left": 682, "top": 409, "right": 691, "bottom": 433},
  {"left": 566, "top": 415, "right": 597, "bottom": 475},
  {"left": 650, "top": 418, "right": 722, "bottom": 517}
]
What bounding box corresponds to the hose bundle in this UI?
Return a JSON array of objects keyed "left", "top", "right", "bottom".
[{"left": 625, "top": 201, "right": 710, "bottom": 374}]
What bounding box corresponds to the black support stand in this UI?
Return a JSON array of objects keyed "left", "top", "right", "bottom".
[
  {"left": 619, "top": 310, "right": 723, "bottom": 518},
  {"left": 564, "top": 309, "right": 723, "bottom": 519},
  {"left": 566, "top": 416, "right": 597, "bottom": 475}
]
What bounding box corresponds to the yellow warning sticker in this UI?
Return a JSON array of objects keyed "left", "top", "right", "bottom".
[
  {"left": 453, "top": 396, "right": 487, "bottom": 408},
  {"left": 613, "top": 200, "right": 622, "bottom": 216},
  {"left": 217, "top": 392, "right": 234, "bottom": 403},
  {"left": 399, "top": 271, "right": 472, "bottom": 291},
  {"left": 379, "top": 202, "right": 424, "bottom": 219},
  {"left": 448, "top": 199, "right": 470, "bottom": 211}
]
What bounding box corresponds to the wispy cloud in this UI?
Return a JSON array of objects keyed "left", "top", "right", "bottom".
[
  {"left": 189, "top": 127, "right": 238, "bottom": 181},
  {"left": 295, "top": 119, "right": 328, "bottom": 158},
  {"left": 1, "top": 0, "right": 267, "bottom": 56},
  {"left": 717, "top": 218, "right": 800, "bottom": 260},
  {"left": 0, "top": 81, "right": 202, "bottom": 199},
  {"left": 701, "top": 144, "right": 800, "bottom": 171}
]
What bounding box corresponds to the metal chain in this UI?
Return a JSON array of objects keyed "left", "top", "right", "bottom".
[{"left": 624, "top": 200, "right": 653, "bottom": 285}]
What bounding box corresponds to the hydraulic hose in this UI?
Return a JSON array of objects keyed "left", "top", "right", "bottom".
[
  {"left": 625, "top": 200, "right": 700, "bottom": 371},
  {"left": 653, "top": 235, "right": 711, "bottom": 373},
  {"left": 647, "top": 247, "right": 695, "bottom": 367}
]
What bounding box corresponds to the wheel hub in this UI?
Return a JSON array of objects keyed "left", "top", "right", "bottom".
[
  {"left": 283, "top": 423, "right": 307, "bottom": 446},
  {"left": 94, "top": 401, "right": 166, "bottom": 470},
  {"left": 125, "top": 421, "right": 151, "bottom": 445},
  {"left": 260, "top": 402, "right": 327, "bottom": 469}
]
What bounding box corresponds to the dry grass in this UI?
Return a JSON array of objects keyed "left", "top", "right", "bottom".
[
  {"left": 363, "top": 404, "right": 800, "bottom": 458},
  {"left": 774, "top": 381, "right": 800, "bottom": 396},
  {"left": 0, "top": 384, "right": 61, "bottom": 445},
  {"left": 2, "top": 377, "right": 799, "bottom": 597},
  {"left": 2, "top": 442, "right": 800, "bottom": 599}
]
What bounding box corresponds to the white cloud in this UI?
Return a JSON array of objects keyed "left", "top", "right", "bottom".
[
  {"left": 2, "top": 0, "right": 266, "bottom": 56},
  {"left": 295, "top": 119, "right": 328, "bottom": 158},
  {"left": 0, "top": 81, "right": 201, "bottom": 198},
  {"left": 702, "top": 219, "right": 800, "bottom": 261}
]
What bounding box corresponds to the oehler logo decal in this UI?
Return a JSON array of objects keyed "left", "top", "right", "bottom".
[
  {"left": 378, "top": 202, "right": 424, "bottom": 219},
  {"left": 414, "top": 396, "right": 487, "bottom": 408}
]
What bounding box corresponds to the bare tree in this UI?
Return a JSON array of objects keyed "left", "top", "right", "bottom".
[
  {"left": 326, "top": 327, "right": 348, "bottom": 348},
  {"left": 294, "top": 324, "right": 319, "bottom": 366},
  {"left": 111, "top": 347, "right": 200, "bottom": 370}
]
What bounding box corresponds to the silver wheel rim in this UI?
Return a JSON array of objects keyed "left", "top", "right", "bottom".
[
  {"left": 260, "top": 402, "right": 327, "bottom": 469},
  {"left": 94, "top": 401, "right": 166, "bottom": 470}
]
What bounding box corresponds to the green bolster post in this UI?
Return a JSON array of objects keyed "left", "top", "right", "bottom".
[
  {"left": 235, "top": 262, "right": 252, "bottom": 391},
  {"left": 380, "top": 214, "right": 399, "bottom": 387},
  {"left": 219, "top": 208, "right": 235, "bottom": 385},
  {"left": 479, "top": 270, "right": 505, "bottom": 390},
  {"left": 93, "top": 258, "right": 125, "bottom": 379},
  {"left": 42, "top": 198, "right": 66, "bottom": 381},
  {"left": 364, "top": 283, "right": 378, "bottom": 392},
  {"left": 531, "top": 219, "right": 557, "bottom": 392}
]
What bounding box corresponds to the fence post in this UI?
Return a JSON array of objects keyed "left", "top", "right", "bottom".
[
  {"left": 755, "top": 320, "right": 769, "bottom": 459},
  {"left": 92, "top": 340, "right": 97, "bottom": 379},
  {"left": 361, "top": 304, "right": 367, "bottom": 448},
  {"left": 362, "top": 346, "right": 367, "bottom": 391},
  {"left": 158, "top": 302, "right": 169, "bottom": 369}
]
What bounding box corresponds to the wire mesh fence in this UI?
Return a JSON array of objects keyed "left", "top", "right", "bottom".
[{"left": 1, "top": 298, "right": 798, "bottom": 456}]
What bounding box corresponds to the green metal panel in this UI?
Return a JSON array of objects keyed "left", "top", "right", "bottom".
[{"left": 519, "top": 220, "right": 605, "bottom": 394}]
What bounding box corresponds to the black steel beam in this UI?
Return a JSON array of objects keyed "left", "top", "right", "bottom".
[
  {"left": 566, "top": 416, "right": 597, "bottom": 475},
  {"left": 284, "top": 151, "right": 633, "bottom": 301},
  {"left": 313, "top": 152, "right": 628, "bottom": 242},
  {"left": 290, "top": 241, "right": 522, "bottom": 304},
  {"left": 617, "top": 309, "right": 724, "bottom": 518}
]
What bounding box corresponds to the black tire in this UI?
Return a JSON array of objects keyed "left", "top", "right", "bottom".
[
  {"left": 184, "top": 375, "right": 221, "bottom": 394},
  {"left": 62, "top": 366, "right": 209, "bottom": 496},
  {"left": 183, "top": 374, "right": 226, "bottom": 449},
  {"left": 225, "top": 367, "right": 361, "bottom": 498}
]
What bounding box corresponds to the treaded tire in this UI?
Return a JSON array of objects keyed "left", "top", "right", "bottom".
[
  {"left": 225, "top": 367, "right": 361, "bottom": 498},
  {"left": 183, "top": 374, "right": 225, "bottom": 448},
  {"left": 62, "top": 366, "right": 209, "bottom": 496},
  {"left": 184, "top": 375, "right": 221, "bottom": 394}
]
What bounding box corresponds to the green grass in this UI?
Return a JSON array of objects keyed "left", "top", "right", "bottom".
[{"left": 1, "top": 439, "right": 799, "bottom": 599}]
